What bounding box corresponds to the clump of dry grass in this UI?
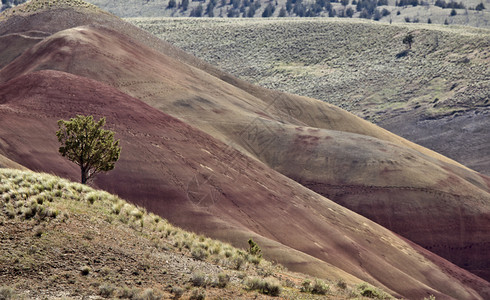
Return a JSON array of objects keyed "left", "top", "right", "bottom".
[
  {"left": 245, "top": 276, "right": 282, "bottom": 296},
  {"left": 0, "top": 168, "right": 392, "bottom": 299}
]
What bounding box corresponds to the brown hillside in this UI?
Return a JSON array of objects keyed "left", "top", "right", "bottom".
[
  {"left": 1, "top": 70, "right": 490, "bottom": 299},
  {"left": 0, "top": 154, "right": 26, "bottom": 169},
  {"left": 0, "top": 0, "right": 489, "bottom": 296},
  {"left": 1, "top": 21, "right": 489, "bottom": 283},
  {"left": 137, "top": 18, "right": 490, "bottom": 175}
]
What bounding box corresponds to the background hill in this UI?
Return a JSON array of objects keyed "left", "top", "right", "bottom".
[
  {"left": 2, "top": 0, "right": 489, "bottom": 27},
  {"left": 130, "top": 18, "right": 490, "bottom": 176},
  {"left": 1, "top": 1, "right": 490, "bottom": 298}
]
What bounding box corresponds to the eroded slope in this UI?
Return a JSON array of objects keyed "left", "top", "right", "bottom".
[{"left": 1, "top": 70, "right": 489, "bottom": 298}]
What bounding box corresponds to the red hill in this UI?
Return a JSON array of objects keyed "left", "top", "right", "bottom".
[{"left": 0, "top": 1, "right": 489, "bottom": 298}]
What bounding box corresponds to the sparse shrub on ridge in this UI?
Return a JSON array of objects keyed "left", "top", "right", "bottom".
[
  {"left": 337, "top": 278, "right": 347, "bottom": 289},
  {"left": 301, "top": 279, "right": 312, "bottom": 293},
  {"left": 191, "top": 246, "right": 209, "bottom": 261},
  {"left": 171, "top": 286, "right": 184, "bottom": 299},
  {"left": 191, "top": 272, "right": 207, "bottom": 287},
  {"left": 356, "top": 282, "right": 391, "bottom": 299},
  {"left": 0, "top": 286, "right": 13, "bottom": 300},
  {"left": 311, "top": 279, "right": 329, "bottom": 295},
  {"left": 80, "top": 265, "right": 91, "bottom": 275},
  {"left": 136, "top": 288, "right": 162, "bottom": 300},
  {"left": 245, "top": 277, "right": 281, "bottom": 296},
  {"left": 217, "top": 272, "right": 230, "bottom": 288},
  {"left": 189, "top": 288, "right": 206, "bottom": 300},
  {"left": 99, "top": 284, "right": 115, "bottom": 298}
]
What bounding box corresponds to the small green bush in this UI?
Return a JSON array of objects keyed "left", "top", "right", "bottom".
[
  {"left": 0, "top": 286, "right": 13, "bottom": 300},
  {"left": 245, "top": 277, "right": 281, "bottom": 296},
  {"left": 170, "top": 286, "right": 184, "bottom": 299},
  {"left": 136, "top": 288, "right": 161, "bottom": 300},
  {"left": 247, "top": 238, "right": 262, "bottom": 257},
  {"left": 191, "top": 247, "right": 208, "bottom": 261},
  {"left": 117, "top": 286, "right": 138, "bottom": 299},
  {"left": 80, "top": 265, "right": 91, "bottom": 275},
  {"left": 337, "top": 278, "right": 347, "bottom": 289},
  {"left": 217, "top": 272, "right": 230, "bottom": 288},
  {"left": 99, "top": 284, "right": 115, "bottom": 298},
  {"left": 300, "top": 279, "right": 312, "bottom": 293},
  {"left": 311, "top": 279, "right": 329, "bottom": 295},
  {"left": 189, "top": 288, "right": 205, "bottom": 300},
  {"left": 231, "top": 252, "right": 245, "bottom": 270},
  {"left": 191, "top": 272, "right": 207, "bottom": 287},
  {"left": 357, "top": 283, "right": 391, "bottom": 299}
]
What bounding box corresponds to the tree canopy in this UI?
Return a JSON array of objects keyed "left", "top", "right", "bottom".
[
  {"left": 403, "top": 33, "right": 414, "bottom": 49},
  {"left": 56, "top": 115, "right": 121, "bottom": 184}
]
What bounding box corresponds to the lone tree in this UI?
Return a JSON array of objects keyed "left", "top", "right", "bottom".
[
  {"left": 56, "top": 115, "right": 121, "bottom": 184},
  {"left": 403, "top": 33, "right": 414, "bottom": 49}
]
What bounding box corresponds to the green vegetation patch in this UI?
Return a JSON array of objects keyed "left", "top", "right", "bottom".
[{"left": 2, "top": 168, "right": 368, "bottom": 299}]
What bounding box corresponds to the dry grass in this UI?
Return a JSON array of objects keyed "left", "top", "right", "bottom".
[
  {"left": 68, "top": 0, "right": 490, "bottom": 28},
  {"left": 0, "top": 168, "right": 378, "bottom": 299},
  {"left": 129, "top": 17, "right": 489, "bottom": 123},
  {"left": 0, "top": 0, "right": 100, "bottom": 18}
]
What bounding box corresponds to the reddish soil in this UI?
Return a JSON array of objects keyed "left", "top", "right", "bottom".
[
  {"left": 0, "top": 70, "right": 489, "bottom": 299},
  {"left": 0, "top": 2, "right": 489, "bottom": 298}
]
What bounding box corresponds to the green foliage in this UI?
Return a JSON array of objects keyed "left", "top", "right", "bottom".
[
  {"left": 80, "top": 265, "right": 91, "bottom": 275},
  {"left": 99, "top": 284, "right": 115, "bottom": 298},
  {"left": 171, "top": 286, "right": 184, "bottom": 299},
  {"left": 300, "top": 279, "right": 312, "bottom": 293},
  {"left": 245, "top": 277, "right": 281, "bottom": 296},
  {"left": 191, "top": 247, "right": 209, "bottom": 261},
  {"left": 247, "top": 238, "right": 262, "bottom": 258},
  {"left": 189, "top": 288, "right": 206, "bottom": 300},
  {"left": 356, "top": 283, "right": 391, "bottom": 299},
  {"left": 402, "top": 33, "right": 414, "bottom": 49},
  {"left": 191, "top": 272, "right": 207, "bottom": 287},
  {"left": 301, "top": 279, "right": 329, "bottom": 294},
  {"left": 136, "top": 288, "right": 162, "bottom": 300},
  {"left": 56, "top": 115, "right": 121, "bottom": 184},
  {"left": 311, "top": 279, "right": 329, "bottom": 295},
  {"left": 0, "top": 286, "right": 13, "bottom": 300},
  {"left": 337, "top": 278, "right": 347, "bottom": 289},
  {"left": 168, "top": 0, "right": 176, "bottom": 9},
  {"left": 217, "top": 272, "right": 230, "bottom": 288}
]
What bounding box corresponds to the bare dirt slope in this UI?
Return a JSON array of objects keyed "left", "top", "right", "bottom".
[
  {"left": 132, "top": 18, "right": 490, "bottom": 175},
  {"left": 4, "top": 70, "right": 490, "bottom": 299},
  {"left": 1, "top": 19, "right": 489, "bottom": 283},
  {"left": 0, "top": 1, "right": 489, "bottom": 297}
]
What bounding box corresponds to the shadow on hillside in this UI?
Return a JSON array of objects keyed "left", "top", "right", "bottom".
[{"left": 395, "top": 49, "right": 411, "bottom": 58}]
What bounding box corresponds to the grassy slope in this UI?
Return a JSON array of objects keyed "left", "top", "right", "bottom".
[
  {"left": 3, "top": 0, "right": 490, "bottom": 28},
  {"left": 128, "top": 17, "right": 490, "bottom": 174},
  {"left": 82, "top": 0, "right": 490, "bottom": 28},
  {"left": 1, "top": 168, "right": 383, "bottom": 299},
  {"left": 128, "top": 18, "right": 489, "bottom": 120}
]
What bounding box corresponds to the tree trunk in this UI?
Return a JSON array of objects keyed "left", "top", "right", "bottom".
[{"left": 81, "top": 166, "right": 87, "bottom": 184}]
